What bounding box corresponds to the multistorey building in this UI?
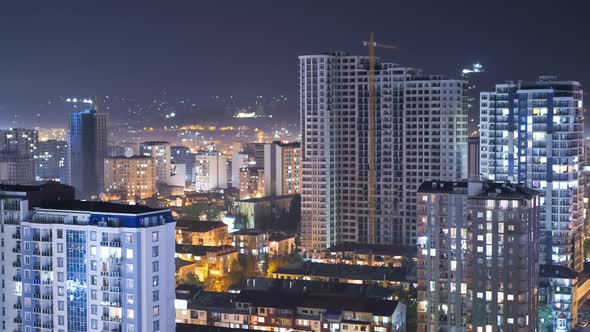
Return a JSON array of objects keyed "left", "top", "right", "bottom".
[
  {"left": 239, "top": 167, "right": 264, "bottom": 199},
  {"left": 299, "top": 52, "right": 467, "bottom": 251},
  {"left": 480, "top": 77, "right": 584, "bottom": 271},
  {"left": 140, "top": 141, "right": 171, "bottom": 185},
  {"left": 417, "top": 181, "right": 540, "bottom": 332},
  {"left": 0, "top": 154, "right": 36, "bottom": 185},
  {"left": 67, "top": 109, "right": 108, "bottom": 198},
  {"left": 194, "top": 151, "right": 228, "bottom": 191},
  {"left": 20, "top": 200, "right": 176, "bottom": 332},
  {"left": 417, "top": 181, "right": 471, "bottom": 332},
  {"left": 469, "top": 183, "right": 540, "bottom": 331},
  {"left": 0, "top": 182, "right": 75, "bottom": 332},
  {"left": 104, "top": 156, "right": 157, "bottom": 202},
  {"left": 35, "top": 140, "right": 67, "bottom": 183},
  {"left": 0, "top": 128, "right": 39, "bottom": 157},
  {"left": 264, "top": 141, "right": 301, "bottom": 196}
]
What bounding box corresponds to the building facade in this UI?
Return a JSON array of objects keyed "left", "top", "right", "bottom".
[
  {"left": 264, "top": 141, "right": 301, "bottom": 196},
  {"left": 299, "top": 52, "right": 467, "bottom": 251},
  {"left": 417, "top": 181, "right": 471, "bottom": 332},
  {"left": 35, "top": 140, "right": 67, "bottom": 183},
  {"left": 480, "top": 77, "right": 584, "bottom": 271},
  {"left": 0, "top": 154, "right": 36, "bottom": 185},
  {"left": 67, "top": 110, "right": 108, "bottom": 198},
  {"left": 469, "top": 183, "right": 540, "bottom": 331},
  {"left": 140, "top": 141, "right": 171, "bottom": 185},
  {"left": 194, "top": 151, "right": 228, "bottom": 191},
  {"left": 0, "top": 128, "right": 39, "bottom": 157},
  {"left": 20, "top": 201, "right": 176, "bottom": 332},
  {"left": 104, "top": 156, "right": 157, "bottom": 202}
]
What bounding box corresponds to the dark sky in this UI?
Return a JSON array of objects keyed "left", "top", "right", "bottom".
[{"left": 0, "top": 0, "right": 589, "bottom": 127}]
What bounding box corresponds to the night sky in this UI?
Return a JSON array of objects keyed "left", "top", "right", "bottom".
[{"left": 1, "top": 0, "right": 589, "bottom": 127}]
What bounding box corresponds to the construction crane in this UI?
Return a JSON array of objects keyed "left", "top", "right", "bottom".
[{"left": 362, "top": 33, "right": 397, "bottom": 244}]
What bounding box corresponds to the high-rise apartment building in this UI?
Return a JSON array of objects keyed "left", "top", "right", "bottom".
[
  {"left": 0, "top": 182, "right": 75, "bottom": 332},
  {"left": 20, "top": 200, "right": 176, "bottom": 332},
  {"left": 417, "top": 181, "right": 540, "bottom": 331},
  {"left": 480, "top": 77, "right": 584, "bottom": 271},
  {"left": 171, "top": 146, "right": 196, "bottom": 184},
  {"left": 104, "top": 156, "right": 157, "bottom": 202},
  {"left": 35, "top": 140, "right": 67, "bottom": 182},
  {"left": 469, "top": 183, "right": 540, "bottom": 331},
  {"left": 194, "top": 151, "right": 228, "bottom": 191},
  {"left": 417, "top": 181, "right": 471, "bottom": 332},
  {"left": 0, "top": 154, "right": 36, "bottom": 185},
  {"left": 0, "top": 128, "right": 39, "bottom": 157},
  {"left": 299, "top": 52, "right": 467, "bottom": 250},
  {"left": 140, "top": 141, "right": 171, "bottom": 185},
  {"left": 461, "top": 63, "right": 485, "bottom": 135},
  {"left": 67, "top": 109, "right": 108, "bottom": 198},
  {"left": 264, "top": 141, "right": 301, "bottom": 196}
]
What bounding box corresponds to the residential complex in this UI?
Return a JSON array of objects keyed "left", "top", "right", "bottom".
[
  {"left": 299, "top": 52, "right": 467, "bottom": 251},
  {"left": 0, "top": 128, "right": 39, "bottom": 157},
  {"left": 103, "top": 156, "right": 157, "bottom": 202},
  {"left": 140, "top": 141, "right": 171, "bottom": 185},
  {"left": 480, "top": 77, "right": 584, "bottom": 271},
  {"left": 35, "top": 140, "right": 67, "bottom": 183},
  {"left": 20, "top": 200, "right": 176, "bottom": 332},
  {"left": 175, "top": 283, "right": 406, "bottom": 332}
]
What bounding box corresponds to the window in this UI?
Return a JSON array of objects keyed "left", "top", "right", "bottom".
[
  {"left": 153, "top": 306, "right": 159, "bottom": 316},
  {"left": 57, "top": 243, "right": 63, "bottom": 253},
  {"left": 127, "top": 294, "right": 134, "bottom": 304},
  {"left": 153, "top": 291, "right": 159, "bottom": 302},
  {"left": 58, "top": 272, "right": 64, "bottom": 282},
  {"left": 127, "top": 279, "right": 134, "bottom": 291},
  {"left": 127, "top": 325, "right": 134, "bottom": 332},
  {"left": 153, "top": 320, "right": 160, "bottom": 331},
  {"left": 57, "top": 229, "right": 63, "bottom": 238},
  {"left": 127, "top": 263, "right": 134, "bottom": 273},
  {"left": 153, "top": 276, "right": 159, "bottom": 287},
  {"left": 152, "top": 246, "right": 159, "bottom": 257},
  {"left": 152, "top": 261, "right": 159, "bottom": 272},
  {"left": 58, "top": 301, "right": 64, "bottom": 310},
  {"left": 126, "top": 249, "right": 133, "bottom": 259},
  {"left": 91, "top": 290, "right": 97, "bottom": 300},
  {"left": 127, "top": 309, "right": 134, "bottom": 319},
  {"left": 90, "top": 246, "right": 97, "bottom": 256},
  {"left": 57, "top": 257, "right": 64, "bottom": 267},
  {"left": 152, "top": 231, "right": 159, "bottom": 242},
  {"left": 90, "top": 231, "right": 96, "bottom": 241},
  {"left": 127, "top": 233, "right": 134, "bottom": 244},
  {"left": 58, "top": 316, "right": 64, "bottom": 325},
  {"left": 91, "top": 261, "right": 97, "bottom": 271}
]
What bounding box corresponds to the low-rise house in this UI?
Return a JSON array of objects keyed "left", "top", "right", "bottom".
[
  {"left": 176, "top": 220, "right": 229, "bottom": 246},
  {"left": 176, "top": 244, "right": 238, "bottom": 280}
]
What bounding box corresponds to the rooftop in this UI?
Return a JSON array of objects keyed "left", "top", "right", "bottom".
[
  {"left": 418, "top": 181, "right": 468, "bottom": 194},
  {"left": 176, "top": 220, "right": 227, "bottom": 233},
  {"left": 540, "top": 264, "right": 575, "bottom": 279},
  {"left": 176, "top": 244, "right": 236, "bottom": 257},
  {"left": 231, "top": 229, "right": 267, "bottom": 236},
  {"left": 38, "top": 200, "right": 166, "bottom": 215},
  {"left": 326, "top": 243, "right": 407, "bottom": 257},
  {"left": 234, "top": 289, "right": 400, "bottom": 316},
  {"left": 239, "top": 194, "right": 299, "bottom": 203},
  {"left": 230, "top": 277, "right": 395, "bottom": 300},
  {"left": 470, "top": 182, "right": 539, "bottom": 200},
  {"left": 274, "top": 262, "right": 408, "bottom": 283},
  {"left": 105, "top": 155, "right": 153, "bottom": 160}
]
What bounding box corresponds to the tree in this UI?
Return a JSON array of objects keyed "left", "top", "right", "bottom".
[
  {"left": 539, "top": 305, "right": 553, "bottom": 332},
  {"left": 265, "top": 252, "right": 303, "bottom": 277}
]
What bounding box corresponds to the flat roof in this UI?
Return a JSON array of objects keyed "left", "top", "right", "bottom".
[
  {"left": 176, "top": 244, "right": 236, "bottom": 256},
  {"left": 234, "top": 289, "right": 400, "bottom": 316},
  {"left": 239, "top": 194, "right": 299, "bottom": 203},
  {"left": 326, "top": 243, "right": 408, "bottom": 256},
  {"left": 37, "top": 200, "right": 166, "bottom": 215},
  {"left": 274, "top": 262, "right": 408, "bottom": 283},
  {"left": 418, "top": 181, "right": 468, "bottom": 194},
  {"left": 470, "top": 182, "right": 539, "bottom": 200},
  {"left": 176, "top": 220, "right": 227, "bottom": 233}
]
